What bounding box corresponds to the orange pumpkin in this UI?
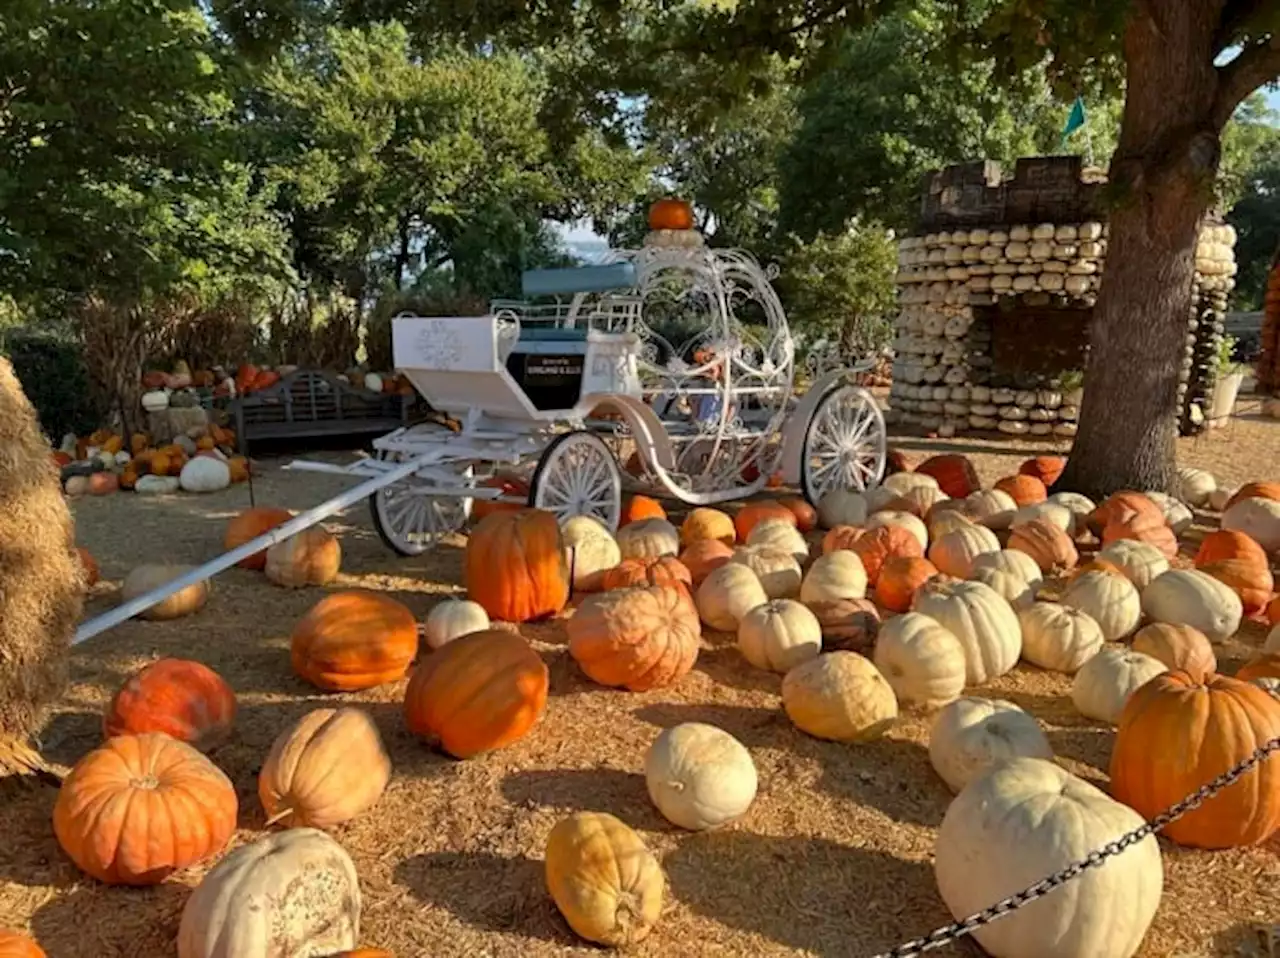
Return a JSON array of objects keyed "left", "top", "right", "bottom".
[
  {"left": 1226, "top": 481, "right": 1280, "bottom": 510},
  {"left": 129, "top": 432, "right": 150, "bottom": 455},
  {"left": 76, "top": 547, "right": 100, "bottom": 587},
  {"left": 599, "top": 556, "right": 692, "bottom": 593},
  {"left": 88, "top": 472, "right": 118, "bottom": 495},
  {"left": 1201, "top": 558, "right": 1274, "bottom": 615},
  {"left": 822, "top": 525, "right": 865, "bottom": 554},
  {"left": 234, "top": 363, "right": 259, "bottom": 393},
  {"left": 100, "top": 435, "right": 123, "bottom": 455},
  {"left": 404, "top": 629, "right": 548, "bottom": 759},
  {"left": 777, "top": 496, "right": 818, "bottom": 533},
  {"left": 210, "top": 424, "right": 235, "bottom": 447},
  {"left": 224, "top": 506, "right": 294, "bottom": 570},
  {"left": 1237, "top": 653, "right": 1280, "bottom": 682},
  {"left": 149, "top": 452, "right": 172, "bottom": 477},
  {"left": 851, "top": 525, "right": 923, "bottom": 584},
  {"left": 1131, "top": 623, "right": 1217, "bottom": 681},
  {"left": 227, "top": 456, "right": 250, "bottom": 483},
  {"left": 648, "top": 198, "right": 695, "bottom": 231},
  {"left": 1087, "top": 491, "right": 1164, "bottom": 536},
  {"left": 874, "top": 556, "right": 939, "bottom": 613},
  {"left": 465, "top": 509, "right": 569, "bottom": 622},
  {"left": 471, "top": 475, "right": 529, "bottom": 521},
  {"left": 249, "top": 369, "right": 281, "bottom": 392},
  {"left": 192, "top": 369, "right": 215, "bottom": 387},
  {"left": 1111, "top": 671, "right": 1280, "bottom": 849},
  {"left": 195, "top": 435, "right": 215, "bottom": 452},
  {"left": 119, "top": 463, "right": 138, "bottom": 490},
  {"left": 733, "top": 500, "right": 797, "bottom": 542},
  {"left": 0, "top": 930, "right": 45, "bottom": 957},
  {"left": 1101, "top": 511, "right": 1178, "bottom": 561},
  {"left": 51, "top": 450, "right": 72, "bottom": 469},
  {"left": 52, "top": 733, "right": 237, "bottom": 885},
  {"left": 1018, "top": 456, "right": 1066, "bottom": 487},
  {"left": 103, "top": 658, "right": 236, "bottom": 752},
  {"left": 332, "top": 951, "right": 394, "bottom": 958},
  {"left": 566, "top": 585, "right": 701, "bottom": 691},
  {"left": 914, "top": 454, "right": 980, "bottom": 499},
  {"left": 1008, "top": 517, "right": 1079, "bottom": 573},
  {"left": 265, "top": 527, "right": 341, "bottom": 587},
  {"left": 993, "top": 474, "right": 1047, "bottom": 507},
  {"left": 1196, "top": 529, "right": 1268, "bottom": 568},
  {"left": 621, "top": 495, "right": 667, "bottom": 526},
  {"left": 291, "top": 591, "right": 419, "bottom": 691},
  {"left": 1070, "top": 557, "right": 1129, "bottom": 581},
  {"left": 680, "top": 508, "right": 736, "bottom": 547},
  {"left": 678, "top": 539, "right": 734, "bottom": 584}
]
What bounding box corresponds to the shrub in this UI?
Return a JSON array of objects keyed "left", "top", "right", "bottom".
[{"left": 1, "top": 325, "right": 103, "bottom": 441}]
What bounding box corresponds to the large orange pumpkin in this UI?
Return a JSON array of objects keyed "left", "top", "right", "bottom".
[
  {"left": 993, "top": 474, "right": 1046, "bottom": 507},
  {"left": 566, "top": 585, "right": 701, "bottom": 691},
  {"left": 733, "top": 501, "right": 796, "bottom": 543},
  {"left": 1018, "top": 456, "right": 1066, "bottom": 487},
  {"left": 851, "top": 525, "right": 922, "bottom": 583},
  {"left": 1201, "top": 558, "right": 1274, "bottom": 615},
  {"left": 822, "top": 525, "right": 865, "bottom": 554},
  {"left": 1087, "top": 491, "right": 1164, "bottom": 536},
  {"left": 1101, "top": 510, "right": 1178, "bottom": 560},
  {"left": 648, "top": 198, "right": 694, "bottom": 231},
  {"left": 224, "top": 506, "right": 294, "bottom": 570},
  {"left": 1227, "top": 481, "right": 1280, "bottom": 510},
  {"left": 914, "top": 454, "right": 980, "bottom": 499},
  {"left": 621, "top": 495, "right": 667, "bottom": 526},
  {"left": 0, "top": 931, "right": 45, "bottom": 957},
  {"left": 1110, "top": 670, "right": 1280, "bottom": 849},
  {"left": 678, "top": 539, "right": 734, "bottom": 584},
  {"left": 291, "top": 591, "right": 419, "bottom": 691},
  {"left": 1195, "top": 529, "right": 1268, "bottom": 568},
  {"left": 103, "top": 659, "right": 236, "bottom": 752},
  {"left": 76, "top": 547, "right": 100, "bottom": 587},
  {"left": 777, "top": 496, "right": 818, "bottom": 533},
  {"left": 52, "top": 733, "right": 237, "bottom": 885},
  {"left": 465, "top": 509, "right": 570, "bottom": 622},
  {"left": 599, "top": 556, "right": 692, "bottom": 593},
  {"left": 403, "top": 630, "right": 548, "bottom": 759},
  {"left": 874, "top": 556, "right": 939, "bottom": 613},
  {"left": 1009, "top": 517, "right": 1079, "bottom": 573}
]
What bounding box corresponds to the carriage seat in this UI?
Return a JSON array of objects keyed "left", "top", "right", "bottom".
[{"left": 521, "top": 262, "right": 637, "bottom": 297}]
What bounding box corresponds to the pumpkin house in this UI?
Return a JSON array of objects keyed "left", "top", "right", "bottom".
[{"left": 887, "top": 156, "right": 1238, "bottom": 438}]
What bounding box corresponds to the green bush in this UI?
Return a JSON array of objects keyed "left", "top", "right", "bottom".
[{"left": 2, "top": 325, "right": 103, "bottom": 441}]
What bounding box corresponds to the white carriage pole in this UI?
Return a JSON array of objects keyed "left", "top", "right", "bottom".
[{"left": 72, "top": 454, "right": 439, "bottom": 646}]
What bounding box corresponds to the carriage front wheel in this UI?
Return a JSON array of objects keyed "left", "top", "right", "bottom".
[
  {"left": 529, "top": 430, "right": 623, "bottom": 532},
  {"left": 370, "top": 448, "right": 473, "bottom": 556},
  {"left": 801, "top": 384, "right": 887, "bottom": 506}
]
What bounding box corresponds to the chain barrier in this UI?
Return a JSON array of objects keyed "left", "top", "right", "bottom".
[{"left": 868, "top": 735, "right": 1280, "bottom": 958}]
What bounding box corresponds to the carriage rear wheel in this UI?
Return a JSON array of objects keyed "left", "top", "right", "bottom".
[
  {"left": 801, "top": 383, "right": 887, "bottom": 506},
  {"left": 370, "top": 447, "right": 473, "bottom": 556},
  {"left": 529, "top": 430, "right": 622, "bottom": 532}
]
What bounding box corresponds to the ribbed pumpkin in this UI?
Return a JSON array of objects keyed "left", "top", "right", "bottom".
[
  {"left": 224, "top": 506, "right": 294, "bottom": 570},
  {"left": 1087, "top": 491, "right": 1164, "bottom": 536},
  {"left": 1201, "top": 558, "right": 1274, "bottom": 615},
  {"left": 1018, "top": 455, "right": 1066, "bottom": 487},
  {"left": 1008, "top": 517, "right": 1079, "bottom": 573},
  {"left": 621, "top": 494, "right": 666, "bottom": 526},
  {"left": 1018, "top": 602, "right": 1105, "bottom": 674},
  {"left": 822, "top": 524, "right": 865, "bottom": 554},
  {"left": 895, "top": 484, "right": 950, "bottom": 520},
  {"left": 865, "top": 510, "right": 929, "bottom": 550},
  {"left": 465, "top": 508, "right": 569, "bottom": 622},
  {"left": 53, "top": 733, "right": 237, "bottom": 885},
  {"left": 679, "top": 539, "right": 734, "bottom": 584},
  {"left": 928, "top": 524, "right": 999, "bottom": 579},
  {"left": 0, "top": 932, "right": 44, "bottom": 957},
  {"left": 291, "top": 591, "right": 418, "bottom": 691},
  {"left": 1131, "top": 623, "right": 1217, "bottom": 680},
  {"left": 1095, "top": 539, "right": 1169, "bottom": 590},
  {"left": 1061, "top": 570, "right": 1142, "bottom": 642},
  {"left": 1111, "top": 671, "right": 1280, "bottom": 848},
  {"left": 404, "top": 630, "right": 548, "bottom": 758},
  {"left": 1196, "top": 529, "right": 1268, "bottom": 567},
  {"left": 680, "top": 508, "right": 736, "bottom": 546},
  {"left": 695, "top": 563, "right": 768, "bottom": 631},
  {"left": 851, "top": 524, "right": 923, "bottom": 583},
  {"left": 873, "top": 612, "right": 966, "bottom": 709},
  {"left": 799, "top": 550, "right": 867, "bottom": 604},
  {"left": 994, "top": 474, "right": 1047, "bottom": 507},
  {"left": 1101, "top": 510, "right": 1178, "bottom": 561},
  {"left": 567, "top": 585, "right": 700, "bottom": 691},
  {"left": 914, "top": 454, "right": 980, "bottom": 499},
  {"left": 734, "top": 500, "right": 796, "bottom": 542},
  {"left": 874, "top": 556, "right": 939, "bottom": 613},
  {"left": 737, "top": 599, "right": 822, "bottom": 673},
  {"left": 965, "top": 489, "right": 1017, "bottom": 529},
  {"left": 615, "top": 517, "right": 681, "bottom": 560},
  {"left": 599, "top": 555, "right": 692, "bottom": 593},
  {"left": 264, "top": 527, "right": 341, "bottom": 587},
  {"left": 103, "top": 658, "right": 236, "bottom": 752},
  {"left": 911, "top": 579, "right": 1021, "bottom": 685},
  {"left": 1226, "top": 481, "right": 1280, "bottom": 510},
  {"left": 782, "top": 651, "right": 898, "bottom": 742}
]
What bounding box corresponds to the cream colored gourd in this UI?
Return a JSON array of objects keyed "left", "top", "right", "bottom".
[
  {"left": 1061, "top": 571, "right": 1141, "bottom": 642},
  {"left": 970, "top": 549, "right": 1043, "bottom": 591},
  {"left": 817, "top": 488, "right": 868, "bottom": 529},
  {"left": 730, "top": 545, "right": 802, "bottom": 599},
  {"left": 561, "top": 516, "right": 621, "bottom": 589},
  {"left": 616, "top": 518, "right": 680, "bottom": 559},
  {"left": 179, "top": 456, "right": 231, "bottom": 493},
  {"left": 970, "top": 567, "right": 1034, "bottom": 610},
  {"left": 1146, "top": 491, "right": 1193, "bottom": 535},
  {"left": 1017, "top": 602, "right": 1104, "bottom": 673},
  {"left": 423, "top": 598, "right": 490, "bottom": 650},
  {"left": 928, "top": 508, "right": 976, "bottom": 539},
  {"left": 121, "top": 564, "right": 210, "bottom": 620},
  {"left": 1176, "top": 467, "right": 1217, "bottom": 507},
  {"left": 965, "top": 489, "right": 1017, "bottom": 530},
  {"left": 696, "top": 563, "right": 768, "bottom": 632},
  {"left": 258, "top": 708, "right": 391, "bottom": 829},
  {"left": 1012, "top": 501, "right": 1074, "bottom": 536},
  {"left": 737, "top": 599, "right": 822, "bottom": 673},
  {"left": 900, "top": 484, "right": 950, "bottom": 518},
  {"left": 1208, "top": 487, "right": 1235, "bottom": 511},
  {"left": 928, "top": 525, "right": 999, "bottom": 578},
  {"left": 911, "top": 579, "right": 1021, "bottom": 685},
  {"left": 781, "top": 652, "right": 898, "bottom": 742},
  {"left": 177, "top": 828, "right": 361, "bottom": 958},
  {"left": 644, "top": 723, "right": 757, "bottom": 830},
  {"left": 1141, "top": 569, "right": 1243, "bottom": 642},
  {"left": 865, "top": 510, "right": 928, "bottom": 550},
  {"left": 1071, "top": 647, "right": 1168, "bottom": 724},
  {"left": 935, "top": 758, "right": 1162, "bottom": 958},
  {"left": 1096, "top": 539, "right": 1168, "bottom": 590},
  {"left": 746, "top": 517, "right": 809, "bottom": 562},
  {"left": 928, "top": 697, "right": 1053, "bottom": 793},
  {"left": 798, "top": 550, "right": 868, "bottom": 604},
  {"left": 873, "top": 613, "right": 966, "bottom": 709},
  {"left": 883, "top": 472, "right": 939, "bottom": 497},
  {"left": 1046, "top": 491, "right": 1097, "bottom": 536},
  {"left": 1221, "top": 496, "right": 1280, "bottom": 552}
]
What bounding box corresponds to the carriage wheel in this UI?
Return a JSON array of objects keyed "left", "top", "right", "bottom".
[
  {"left": 529, "top": 430, "right": 622, "bottom": 532},
  {"left": 801, "top": 384, "right": 887, "bottom": 506},
  {"left": 370, "top": 448, "right": 472, "bottom": 557}
]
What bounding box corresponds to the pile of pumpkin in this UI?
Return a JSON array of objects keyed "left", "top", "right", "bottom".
[{"left": 52, "top": 424, "right": 249, "bottom": 497}]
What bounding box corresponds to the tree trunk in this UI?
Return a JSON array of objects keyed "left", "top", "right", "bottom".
[{"left": 1054, "top": 1, "right": 1224, "bottom": 499}]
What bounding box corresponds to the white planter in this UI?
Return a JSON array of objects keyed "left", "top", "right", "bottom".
[{"left": 1207, "top": 370, "right": 1244, "bottom": 427}]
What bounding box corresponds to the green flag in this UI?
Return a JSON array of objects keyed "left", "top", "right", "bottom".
[{"left": 1061, "top": 97, "right": 1087, "bottom": 145}]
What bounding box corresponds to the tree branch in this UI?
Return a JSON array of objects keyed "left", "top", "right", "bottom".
[
  {"left": 648, "top": 0, "right": 856, "bottom": 57},
  {"left": 1211, "top": 35, "right": 1280, "bottom": 127},
  {"left": 1213, "top": 0, "right": 1270, "bottom": 53}
]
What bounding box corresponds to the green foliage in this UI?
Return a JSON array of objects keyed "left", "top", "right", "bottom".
[
  {"left": 1229, "top": 145, "right": 1280, "bottom": 311},
  {"left": 1, "top": 325, "right": 102, "bottom": 441}
]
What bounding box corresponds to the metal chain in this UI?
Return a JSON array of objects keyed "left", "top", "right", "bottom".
[{"left": 869, "top": 735, "right": 1280, "bottom": 958}]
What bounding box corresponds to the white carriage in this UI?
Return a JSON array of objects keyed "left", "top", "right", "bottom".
[{"left": 291, "top": 224, "right": 887, "bottom": 556}]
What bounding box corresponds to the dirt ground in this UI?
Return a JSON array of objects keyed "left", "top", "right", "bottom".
[{"left": 3, "top": 413, "right": 1280, "bottom": 957}]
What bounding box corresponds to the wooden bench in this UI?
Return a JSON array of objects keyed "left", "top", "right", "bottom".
[{"left": 225, "top": 369, "right": 416, "bottom": 454}]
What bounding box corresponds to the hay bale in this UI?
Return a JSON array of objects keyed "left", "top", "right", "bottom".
[{"left": 0, "top": 357, "right": 83, "bottom": 777}]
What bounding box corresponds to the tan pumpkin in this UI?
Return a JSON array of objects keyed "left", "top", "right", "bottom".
[
  {"left": 864, "top": 510, "right": 928, "bottom": 550},
  {"left": 545, "top": 812, "right": 664, "bottom": 946},
  {"left": 806, "top": 597, "right": 881, "bottom": 653},
  {"left": 782, "top": 651, "right": 898, "bottom": 742},
  {"left": 1011, "top": 501, "right": 1074, "bottom": 537},
  {"left": 695, "top": 563, "right": 768, "bottom": 632},
  {"left": 729, "top": 545, "right": 802, "bottom": 599},
  {"left": 680, "top": 508, "right": 736, "bottom": 546},
  {"left": 927, "top": 505, "right": 977, "bottom": 540},
  {"left": 737, "top": 599, "right": 822, "bottom": 673},
  {"left": 567, "top": 585, "right": 700, "bottom": 691},
  {"left": 927, "top": 697, "right": 1053, "bottom": 793},
  {"left": 896, "top": 483, "right": 950, "bottom": 519},
  {"left": 928, "top": 524, "right": 999, "bottom": 579},
  {"left": 259, "top": 707, "right": 390, "bottom": 828},
  {"left": 1061, "top": 570, "right": 1142, "bottom": 642},
  {"left": 970, "top": 566, "right": 1034, "bottom": 610},
  {"left": 1071, "top": 646, "right": 1168, "bottom": 724},
  {"left": 964, "top": 489, "right": 1017, "bottom": 530},
  {"left": 265, "top": 527, "right": 342, "bottom": 588},
  {"left": 679, "top": 539, "right": 734, "bottom": 584},
  {"left": 911, "top": 579, "right": 1021, "bottom": 685},
  {"left": 615, "top": 517, "right": 681, "bottom": 560},
  {"left": 1017, "top": 602, "right": 1105, "bottom": 673},
  {"left": 1047, "top": 491, "right": 1098, "bottom": 537},
  {"left": 121, "top": 564, "right": 210, "bottom": 620},
  {"left": 1095, "top": 539, "right": 1169, "bottom": 590},
  {"left": 561, "top": 515, "right": 621, "bottom": 591},
  {"left": 599, "top": 555, "right": 692, "bottom": 593},
  {"left": 1131, "top": 623, "right": 1217, "bottom": 680},
  {"left": 970, "top": 549, "right": 1043, "bottom": 591},
  {"left": 798, "top": 550, "right": 868, "bottom": 604},
  {"left": 745, "top": 517, "right": 809, "bottom": 562},
  {"left": 1141, "top": 569, "right": 1243, "bottom": 643},
  {"left": 1008, "top": 517, "right": 1079, "bottom": 574},
  {"left": 873, "top": 612, "right": 966, "bottom": 709}
]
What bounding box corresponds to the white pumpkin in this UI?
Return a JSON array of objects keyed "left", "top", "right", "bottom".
[
  {"left": 1222, "top": 496, "right": 1280, "bottom": 552},
  {"left": 424, "top": 598, "right": 490, "bottom": 650},
  {"left": 561, "top": 515, "right": 621, "bottom": 589},
  {"left": 970, "top": 549, "right": 1043, "bottom": 591},
  {"left": 1141, "top": 568, "right": 1243, "bottom": 642},
  {"left": 928, "top": 524, "right": 999, "bottom": 578},
  {"left": 1046, "top": 491, "right": 1097, "bottom": 536},
  {"left": 965, "top": 489, "right": 1017, "bottom": 530},
  {"left": 928, "top": 697, "right": 1053, "bottom": 793},
  {"left": 179, "top": 456, "right": 231, "bottom": 493},
  {"left": 1011, "top": 501, "right": 1074, "bottom": 536},
  {"left": 1096, "top": 539, "right": 1169, "bottom": 591},
  {"left": 1176, "top": 466, "right": 1217, "bottom": 507},
  {"left": 1018, "top": 602, "right": 1104, "bottom": 673},
  {"left": 927, "top": 507, "right": 976, "bottom": 540},
  {"left": 1207, "top": 487, "right": 1236, "bottom": 511},
  {"left": 935, "top": 758, "right": 1162, "bottom": 958},
  {"left": 615, "top": 517, "right": 680, "bottom": 559},
  {"left": 737, "top": 599, "right": 822, "bottom": 673},
  {"left": 883, "top": 472, "right": 939, "bottom": 497},
  {"left": 141, "top": 389, "right": 170, "bottom": 412},
  {"left": 1071, "top": 646, "right": 1168, "bottom": 724},
  {"left": 730, "top": 545, "right": 802, "bottom": 599},
  {"left": 911, "top": 579, "right": 1021, "bottom": 685},
  {"left": 644, "top": 723, "right": 757, "bottom": 830},
  {"left": 798, "top": 550, "right": 868, "bottom": 604},
  {"left": 363, "top": 372, "right": 383, "bottom": 392},
  {"left": 1145, "top": 490, "right": 1193, "bottom": 535},
  {"left": 970, "top": 566, "right": 1034, "bottom": 610},
  {"left": 865, "top": 510, "right": 929, "bottom": 550},
  {"left": 873, "top": 612, "right": 966, "bottom": 709},
  {"left": 746, "top": 517, "right": 809, "bottom": 562},
  {"left": 696, "top": 563, "right": 768, "bottom": 632},
  {"left": 176, "top": 828, "right": 361, "bottom": 958},
  {"left": 134, "top": 474, "right": 181, "bottom": 495},
  {"left": 817, "top": 488, "right": 868, "bottom": 529},
  {"left": 781, "top": 651, "right": 898, "bottom": 742},
  {"left": 1061, "top": 570, "right": 1141, "bottom": 642}
]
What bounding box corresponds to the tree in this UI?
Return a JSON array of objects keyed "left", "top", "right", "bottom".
[{"left": 1223, "top": 97, "right": 1280, "bottom": 310}]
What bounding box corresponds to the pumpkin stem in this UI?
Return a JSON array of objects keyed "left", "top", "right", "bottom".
[{"left": 264, "top": 806, "right": 295, "bottom": 827}]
